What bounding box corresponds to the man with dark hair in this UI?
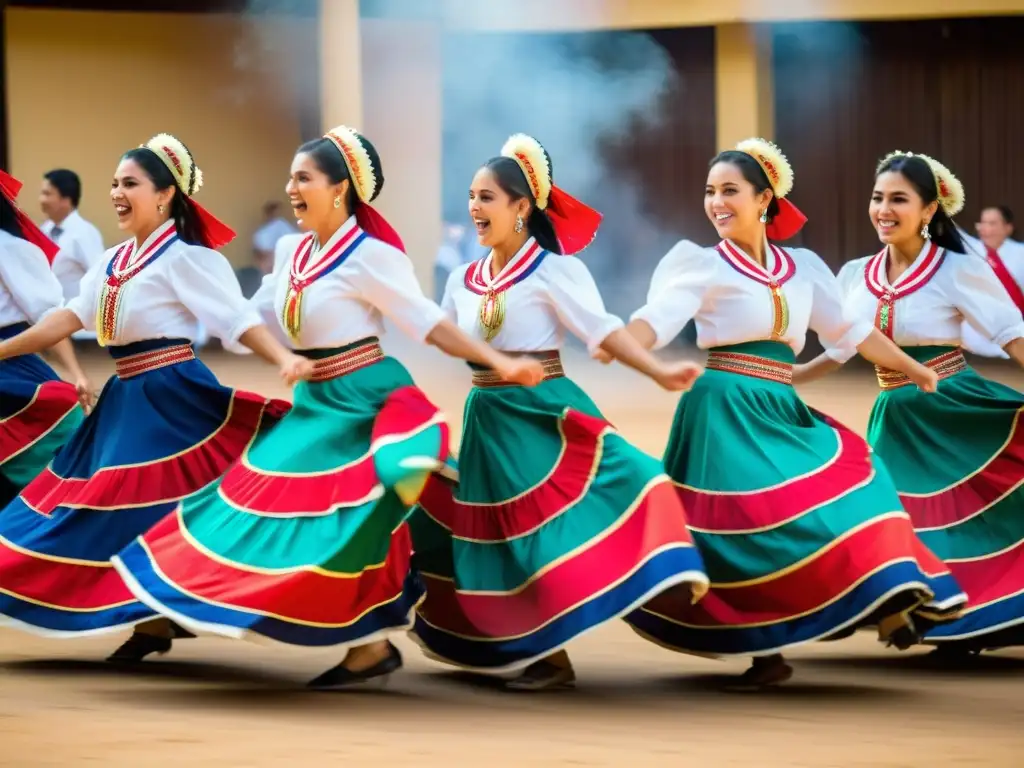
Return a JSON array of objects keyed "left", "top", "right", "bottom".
[
  {"left": 960, "top": 205, "right": 1024, "bottom": 358},
  {"left": 39, "top": 168, "right": 104, "bottom": 306}
]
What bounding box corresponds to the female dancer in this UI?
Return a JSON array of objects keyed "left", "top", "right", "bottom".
[
  {"left": 112, "top": 126, "right": 544, "bottom": 688},
  {"left": 615, "top": 138, "right": 967, "bottom": 689},
  {"left": 798, "top": 151, "right": 1024, "bottom": 656},
  {"left": 0, "top": 134, "right": 309, "bottom": 658},
  {"left": 1, "top": 169, "right": 91, "bottom": 505},
  {"left": 409, "top": 133, "right": 710, "bottom": 691}
]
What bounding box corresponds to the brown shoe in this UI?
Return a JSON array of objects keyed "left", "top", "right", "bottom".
[{"left": 726, "top": 655, "right": 793, "bottom": 692}]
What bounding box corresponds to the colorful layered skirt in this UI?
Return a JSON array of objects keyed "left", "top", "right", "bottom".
[
  {"left": 113, "top": 339, "right": 450, "bottom": 648},
  {"left": 409, "top": 354, "right": 709, "bottom": 672},
  {"left": 625, "top": 341, "right": 966, "bottom": 657},
  {"left": 869, "top": 345, "right": 1024, "bottom": 649},
  {"left": 0, "top": 338, "right": 287, "bottom": 636},
  {"left": 0, "top": 322, "right": 83, "bottom": 506}
]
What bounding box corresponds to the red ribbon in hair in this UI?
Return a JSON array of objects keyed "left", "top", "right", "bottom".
[
  {"left": 765, "top": 198, "right": 807, "bottom": 242},
  {"left": 0, "top": 169, "right": 60, "bottom": 264},
  {"left": 355, "top": 203, "right": 406, "bottom": 253},
  {"left": 545, "top": 185, "right": 603, "bottom": 256},
  {"left": 184, "top": 197, "right": 237, "bottom": 249}
]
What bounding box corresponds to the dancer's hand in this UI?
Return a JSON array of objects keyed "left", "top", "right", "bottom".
[
  {"left": 495, "top": 356, "right": 544, "bottom": 387},
  {"left": 652, "top": 361, "right": 704, "bottom": 392},
  {"left": 909, "top": 363, "right": 938, "bottom": 393},
  {"left": 74, "top": 375, "right": 96, "bottom": 414},
  {"left": 591, "top": 348, "right": 613, "bottom": 365},
  {"left": 280, "top": 354, "right": 315, "bottom": 385}
]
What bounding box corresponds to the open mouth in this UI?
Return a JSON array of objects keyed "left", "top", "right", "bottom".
[
  {"left": 713, "top": 212, "right": 733, "bottom": 224},
  {"left": 877, "top": 219, "right": 899, "bottom": 234},
  {"left": 474, "top": 218, "right": 491, "bottom": 237},
  {"left": 113, "top": 202, "right": 132, "bottom": 221},
  {"left": 291, "top": 200, "right": 307, "bottom": 217}
]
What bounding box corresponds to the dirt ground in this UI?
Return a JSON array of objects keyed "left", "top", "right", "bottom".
[{"left": 2, "top": 340, "right": 1023, "bottom": 767}]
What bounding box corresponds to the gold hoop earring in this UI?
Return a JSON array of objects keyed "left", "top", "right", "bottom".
[
  {"left": 514, "top": 215, "right": 524, "bottom": 234},
  {"left": 920, "top": 221, "right": 931, "bottom": 239},
  {"left": 333, "top": 196, "right": 342, "bottom": 209},
  {"left": 759, "top": 209, "right": 768, "bottom": 224}
]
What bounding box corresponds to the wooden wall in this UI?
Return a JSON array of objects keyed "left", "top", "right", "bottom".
[{"left": 775, "top": 16, "right": 1024, "bottom": 271}]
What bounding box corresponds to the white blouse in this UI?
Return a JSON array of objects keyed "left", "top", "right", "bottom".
[
  {"left": 442, "top": 236, "right": 624, "bottom": 354},
  {"left": 632, "top": 238, "right": 872, "bottom": 360},
  {"left": 254, "top": 215, "right": 446, "bottom": 348},
  {"left": 66, "top": 220, "right": 261, "bottom": 352},
  {"left": 0, "top": 230, "right": 65, "bottom": 328},
  {"left": 833, "top": 241, "right": 1024, "bottom": 362}
]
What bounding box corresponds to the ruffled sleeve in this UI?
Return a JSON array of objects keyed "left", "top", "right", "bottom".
[
  {"left": 946, "top": 253, "right": 1024, "bottom": 348},
  {"left": 797, "top": 250, "right": 872, "bottom": 364},
  {"left": 64, "top": 247, "right": 115, "bottom": 331}
]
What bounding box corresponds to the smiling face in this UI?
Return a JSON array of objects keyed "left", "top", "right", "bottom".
[
  {"left": 705, "top": 160, "right": 773, "bottom": 243},
  {"left": 39, "top": 179, "right": 72, "bottom": 222},
  {"left": 109, "top": 157, "right": 175, "bottom": 237},
  {"left": 468, "top": 166, "right": 530, "bottom": 249},
  {"left": 286, "top": 151, "right": 349, "bottom": 232},
  {"left": 869, "top": 170, "right": 938, "bottom": 247}
]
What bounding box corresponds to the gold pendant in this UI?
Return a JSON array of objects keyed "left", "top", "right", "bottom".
[
  {"left": 282, "top": 288, "right": 304, "bottom": 341},
  {"left": 769, "top": 284, "right": 790, "bottom": 339},
  {"left": 479, "top": 290, "right": 506, "bottom": 342}
]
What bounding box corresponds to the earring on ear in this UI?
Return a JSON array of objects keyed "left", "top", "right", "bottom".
[
  {"left": 515, "top": 214, "right": 524, "bottom": 233},
  {"left": 920, "top": 220, "right": 931, "bottom": 239},
  {"left": 157, "top": 204, "right": 165, "bottom": 214},
  {"left": 759, "top": 209, "right": 768, "bottom": 224},
  {"left": 333, "top": 196, "right": 342, "bottom": 209}
]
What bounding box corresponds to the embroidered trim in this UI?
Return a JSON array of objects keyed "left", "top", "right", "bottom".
[
  {"left": 464, "top": 239, "right": 547, "bottom": 341},
  {"left": 472, "top": 352, "right": 564, "bottom": 388},
  {"left": 309, "top": 341, "right": 384, "bottom": 382},
  {"left": 715, "top": 241, "right": 795, "bottom": 340},
  {"left": 282, "top": 226, "right": 366, "bottom": 342},
  {"left": 115, "top": 344, "right": 195, "bottom": 379},
  {"left": 97, "top": 226, "right": 179, "bottom": 346},
  {"left": 706, "top": 350, "right": 794, "bottom": 385},
  {"left": 875, "top": 349, "right": 966, "bottom": 390},
  {"left": 864, "top": 242, "right": 944, "bottom": 339}
]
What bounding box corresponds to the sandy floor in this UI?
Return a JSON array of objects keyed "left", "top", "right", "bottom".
[{"left": 2, "top": 341, "right": 1023, "bottom": 767}]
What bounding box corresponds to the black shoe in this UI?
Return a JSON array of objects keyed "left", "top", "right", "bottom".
[
  {"left": 505, "top": 660, "right": 576, "bottom": 691},
  {"left": 107, "top": 633, "right": 172, "bottom": 663},
  {"left": 169, "top": 622, "right": 196, "bottom": 639},
  {"left": 725, "top": 656, "right": 793, "bottom": 692},
  {"left": 307, "top": 642, "right": 403, "bottom": 689},
  {"left": 885, "top": 625, "right": 920, "bottom": 651}
]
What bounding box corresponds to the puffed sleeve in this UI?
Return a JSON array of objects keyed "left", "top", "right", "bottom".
[
  {"left": 168, "top": 246, "right": 263, "bottom": 354},
  {"left": 0, "top": 240, "right": 65, "bottom": 323},
  {"left": 349, "top": 241, "right": 446, "bottom": 341},
  {"left": 541, "top": 256, "right": 624, "bottom": 354},
  {"left": 799, "top": 251, "right": 872, "bottom": 363},
  {"left": 947, "top": 255, "right": 1024, "bottom": 348},
  {"left": 629, "top": 240, "right": 714, "bottom": 351},
  {"left": 64, "top": 251, "right": 110, "bottom": 331}
]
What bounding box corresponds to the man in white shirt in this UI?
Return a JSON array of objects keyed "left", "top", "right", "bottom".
[
  {"left": 39, "top": 169, "right": 105, "bottom": 304},
  {"left": 255, "top": 201, "right": 297, "bottom": 275},
  {"left": 958, "top": 206, "right": 1024, "bottom": 359}
]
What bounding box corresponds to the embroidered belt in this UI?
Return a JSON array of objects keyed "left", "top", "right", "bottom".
[
  {"left": 875, "top": 349, "right": 966, "bottom": 390},
  {"left": 309, "top": 341, "right": 384, "bottom": 382},
  {"left": 706, "top": 351, "right": 793, "bottom": 385},
  {"left": 115, "top": 344, "right": 195, "bottom": 379},
  {"left": 472, "top": 351, "right": 564, "bottom": 388}
]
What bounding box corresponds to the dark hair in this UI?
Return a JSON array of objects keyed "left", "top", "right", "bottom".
[
  {"left": 43, "top": 169, "right": 82, "bottom": 207},
  {"left": 297, "top": 133, "right": 384, "bottom": 217},
  {"left": 480, "top": 155, "right": 563, "bottom": 255},
  {"left": 875, "top": 154, "right": 965, "bottom": 254},
  {"left": 121, "top": 147, "right": 204, "bottom": 246},
  {"left": 982, "top": 205, "right": 1015, "bottom": 227},
  {"left": 0, "top": 194, "right": 25, "bottom": 239}
]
